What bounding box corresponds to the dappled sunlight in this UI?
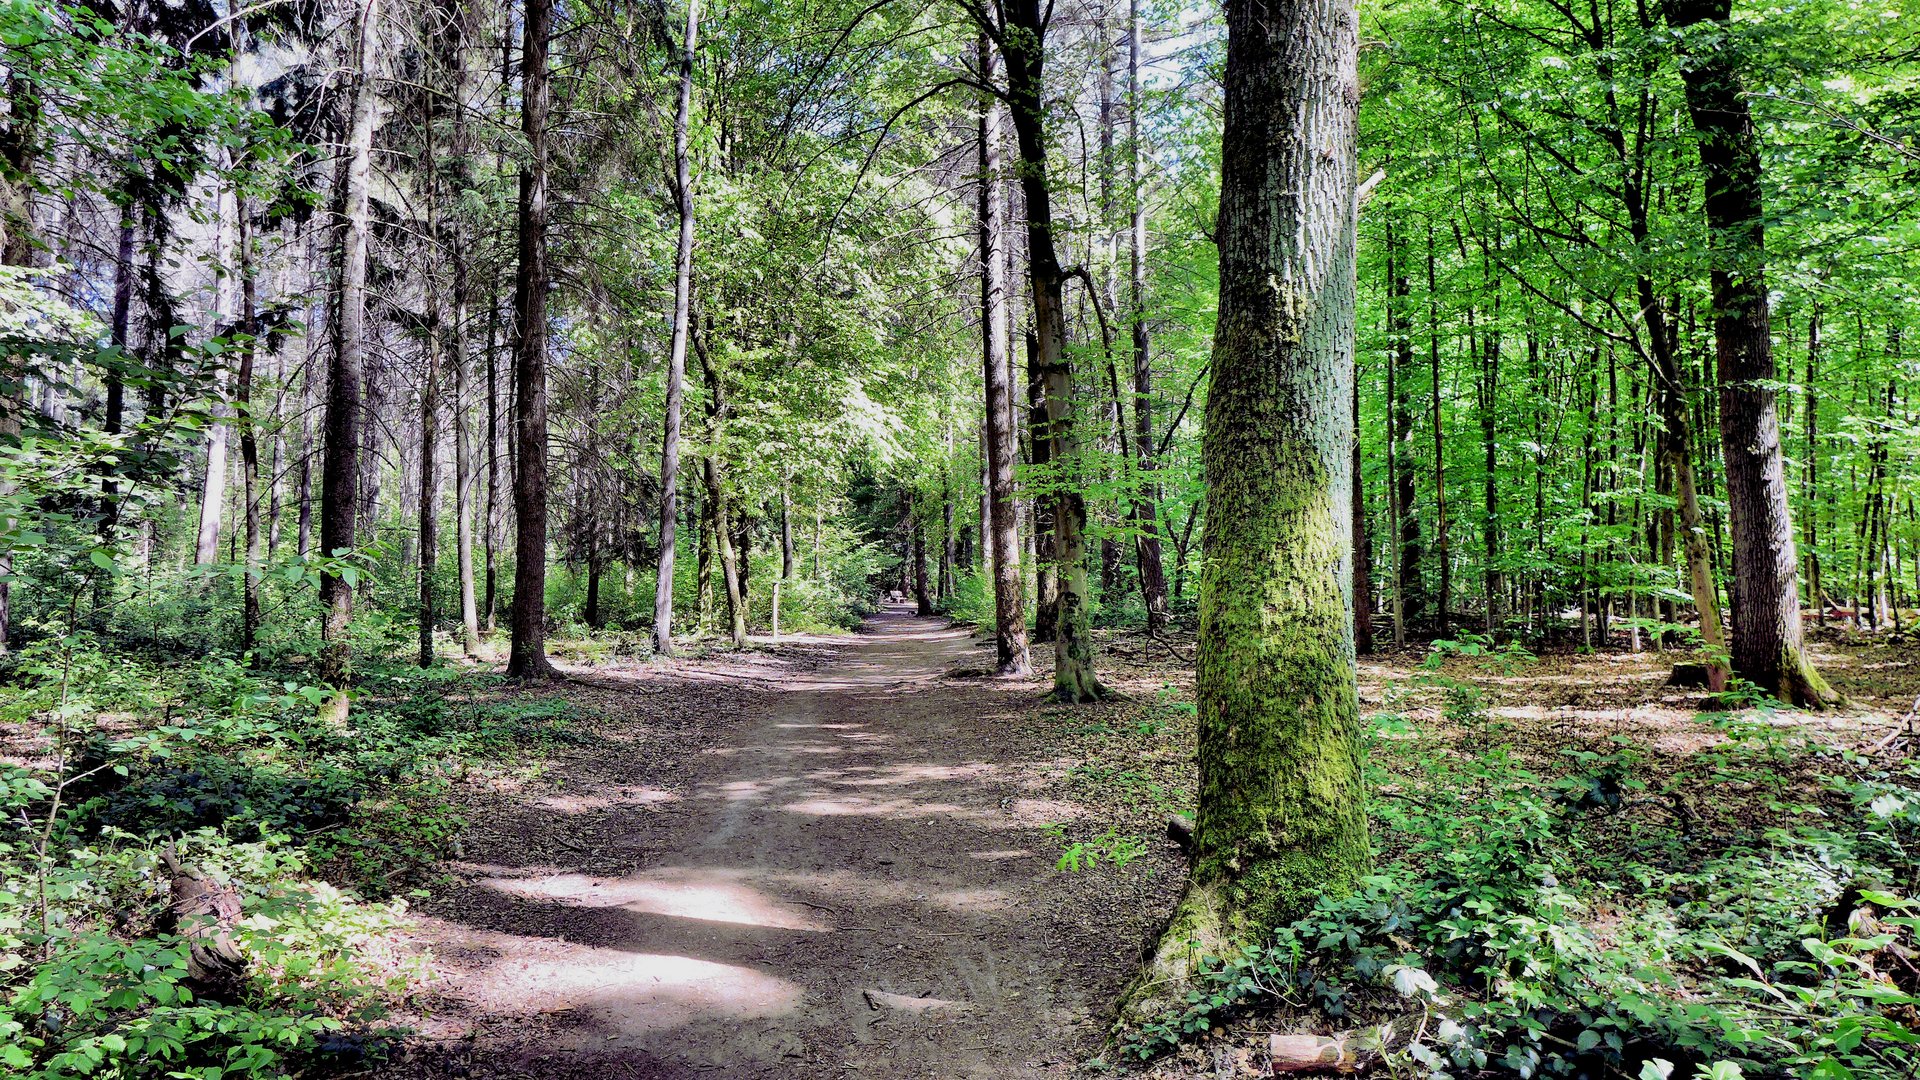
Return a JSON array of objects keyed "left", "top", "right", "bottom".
[
  {"left": 763, "top": 867, "right": 1016, "bottom": 916},
  {"left": 533, "top": 784, "right": 680, "bottom": 813},
  {"left": 801, "top": 762, "right": 1000, "bottom": 787},
  {"left": 431, "top": 924, "right": 805, "bottom": 1035},
  {"left": 477, "top": 868, "right": 833, "bottom": 931}
]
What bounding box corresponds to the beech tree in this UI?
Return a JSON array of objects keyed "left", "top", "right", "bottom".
[
  {"left": 1128, "top": 0, "right": 1367, "bottom": 1011},
  {"left": 1666, "top": 0, "right": 1837, "bottom": 707}
]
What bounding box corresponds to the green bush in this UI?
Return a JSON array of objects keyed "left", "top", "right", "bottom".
[{"left": 1119, "top": 698, "right": 1920, "bottom": 1079}]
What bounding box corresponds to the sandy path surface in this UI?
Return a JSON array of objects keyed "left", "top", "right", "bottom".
[{"left": 398, "top": 605, "right": 1113, "bottom": 1078}]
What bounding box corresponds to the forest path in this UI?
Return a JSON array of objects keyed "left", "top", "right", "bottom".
[{"left": 401, "top": 604, "right": 1105, "bottom": 1079}]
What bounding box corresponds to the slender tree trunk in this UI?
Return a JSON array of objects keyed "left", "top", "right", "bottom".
[
  {"left": 700, "top": 344, "right": 746, "bottom": 647},
  {"left": 506, "top": 0, "right": 557, "bottom": 678},
  {"left": 1127, "top": 0, "right": 1364, "bottom": 1013},
  {"left": 195, "top": 183, "right": 236, "bottom": 568},
  {"left": 419, "top": 323, "right": 439, "bottom": 667},
  {"left": 1667, "top": 0, "right": 1834, "bottom": 704},
  {"left": 780, "top": 482, "right": 794, "bottom": 578},
  {"left": 1353, "top": 368, "right": 1373, "bottom": 654},
  {"left": 1426, "top": 228, "right": 1449, "bottom": 637},
  {"left": 978, "top": 37, "right": 1033, "bottom": 675},
  {"left": 418, "top": 86, "right": 448, "bottom": 668},
  {"left": 319, "top": 0, "right": 380, "bottom": 697},
  {"left": 297, "top": 385, "right": 313, "bottom": 559},
  {"left": 1387, "top": 226, "right": 1422, "bottom": 630},
  {"left": 652, "top": 0, "right": 701, "bottom": 657},
  {"left": 939, "top": 466, "right": 956, "bottom": 601},
  {"left": 237, "top": 198, "right": 262, "bottom": 655},
  {"left": 1127, "top": 0, "right": 1169, "bottom": 633},
  {"left": 1805, "top": 306, "right": 1822, "bottom": 621},
  {"left": 697, "top": 483, "right": 715, "bottom": 631},
  {"left": 912, "top": 493, "right": 933, "bottom": 616},
  {"left": 1480, "top": 249, "right": 1501, "bottom": 634},
  {"left": 1026, "top": 328, "right": 1058, "bottom": 642},
  {"left": 999, "top": 0, "right": 1103, "bottom": 701},
  {"left": 704, "top": 456, "right": 746, "bottom": 646},
  {"left": 483, "top": 294, "right": 500, "bottom": 629},
  {"left": 443, "top": 0, "right": 481, "bottom": 656}
]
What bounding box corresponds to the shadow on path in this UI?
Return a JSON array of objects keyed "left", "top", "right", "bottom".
[{"left": 395, "top": 605, "right": 1107, "bottom": 1079}]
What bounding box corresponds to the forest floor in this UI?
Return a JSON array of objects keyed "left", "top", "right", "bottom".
[{"left": 378, "top": 607, "right": 1920, "bottom": 1080}]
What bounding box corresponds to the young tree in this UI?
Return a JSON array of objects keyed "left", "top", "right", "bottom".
[
  {"left": 1128, "top": 0, "right": 1366, "bottom": 1012},
  {"left": 976, "top": 35, "right": 1031, "bottom": 676},
  {"left": 652, "top": 0, "right": 701, "bottom": 658},
  {"left": 1666, "top": 0, "right": 1836, "bottom": 706},
  {"left": 1126, "top": 0, "right": 1169, "bottom": 633},
  {"left": 994, "top": 0, "right": 1104, "bottom": 702}
]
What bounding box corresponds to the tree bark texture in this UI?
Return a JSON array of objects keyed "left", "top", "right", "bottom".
[
  {"left": 319, "top": 0, "right": 380, "bottom": 691},
  {"left": 1667, "top": 0, "right": 1835, "bottom": 706},
  {"left": 653, "top": 0, "right": 701, "bottom": 657},
  {"left": 978, "top": 36, "right": 1032, "bottom": 674},
  {"left": 1128, "top": 0, "right": 1366, "bottom": 1016},
  {"left": 999, "top": 0, "right": 1103, "bottom": 701},
  {"left": 507, "top": 0, "right": 557, "bottom": 678}
]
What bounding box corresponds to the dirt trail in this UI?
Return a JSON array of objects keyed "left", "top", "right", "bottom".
[{"left": 401, "top": 605, "right": 1122, "bottom": 1078}]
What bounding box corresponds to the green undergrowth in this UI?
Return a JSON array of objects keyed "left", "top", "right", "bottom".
[
  {"left": 1109, "top": 680, "right": 1920, "bottom": 1079},
  {"left": 1, "top": 634, "right": 580, "bottom": 1078}
]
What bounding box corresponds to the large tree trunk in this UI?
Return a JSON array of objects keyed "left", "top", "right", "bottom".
[
  {"left": 978, "top": 38, "right": 1033, "bottom": 675},
  {"left": 506, "top": 0, "right": 557, "bottom": 679},
  {"left": 998, "top": 0, "right": 1104, "bottom": 702},
  {"left": 652, "top": 0, "right": 701, "bottom": 657},
  {"left": 1126, "top": 0, "right": 1365, "bottom": 1016},
  {"left": 1127, "top": 0, "right": 1170, "bottom": 632},
  {"left": 319, "top": 0, "right": 381, "bottom": 696},
  {"left": 1667, "top": 0, "right": 1835, "bottom": 706}
]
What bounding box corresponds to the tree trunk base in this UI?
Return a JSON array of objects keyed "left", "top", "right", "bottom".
[
  {"left": 1777, "top": 646, "right": 1842, "bottom": 710},
  {"left": 1116, "top": 879, "right": 1233, "bottom": 1025}
]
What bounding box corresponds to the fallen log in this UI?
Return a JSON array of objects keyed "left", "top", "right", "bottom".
[
  {"left": 1270, "top": 1016, "right": 1412, "bottom": 1074},
  {"left": 159, "top": 847, "right": 247, "bottom": 999}
]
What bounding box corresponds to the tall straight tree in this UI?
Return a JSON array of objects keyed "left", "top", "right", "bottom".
[
  {"left": 1666, "top": 0, "right": 1835, "bottom": 706},
  {"left": 992, "top": 0, "right": 1104, "bottom": 702},
  {"left": 445, "top": 0, "right": 482, "bottom": 657},
  {"left": 976, "top": 34, "right": 1031, "bottom": 676},
  {"left": 319, "top": 0, "right": 381, "bottom": 697},
  {"left": 1128, "top": 0, "right": 1366, "bottom": 1012},
  {"left": 652, "top": 0, "right": 700, "bottom": 658},
  {"left": 507, "top": 0, "right": 557, "bottom": 679},
  {"left": 1126, "top": 0, "right": 1169, "bottom": 632},
  {"left": 194, "top": 186, "right": 235, "bottom": 567}
]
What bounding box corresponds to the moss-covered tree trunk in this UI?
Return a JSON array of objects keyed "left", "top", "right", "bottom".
[
  {"left": 1125, "top": 0, "right": 1367, "bottom": 1018},
  {"left": 1666, "top": 0, "right": 1836, "bottom": 707}
]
